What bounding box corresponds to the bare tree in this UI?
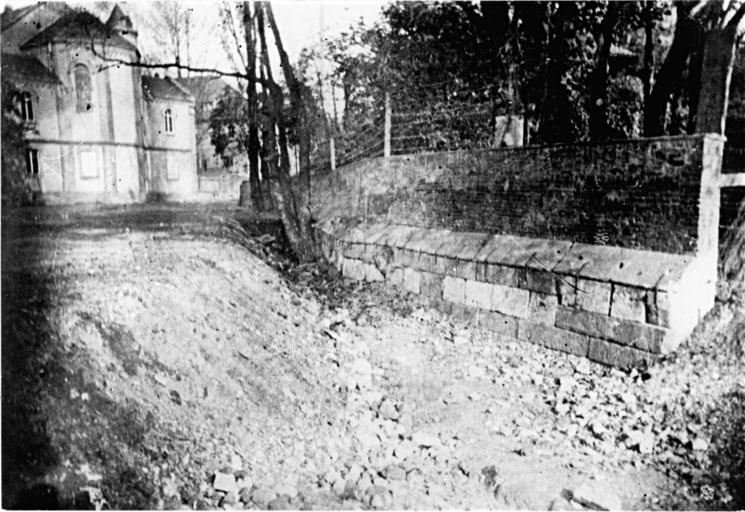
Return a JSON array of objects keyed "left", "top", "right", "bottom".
[
  {"left": 256, "top": 1, "right": 318, "bottom": 262},
  {"left": 215, "top": 2, "right": 264, "bottom": 210},
  {"left": 148, "top": 2, "right": 206, "bottom": 78}
]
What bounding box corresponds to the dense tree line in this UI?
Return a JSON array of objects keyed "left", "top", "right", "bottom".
[{"left": 295, "top": 0, "right": 744, "bottom": 148}]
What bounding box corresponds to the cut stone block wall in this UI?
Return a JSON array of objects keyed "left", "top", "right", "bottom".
[
  {"left": 318, "top": 222, "right": 715, "bottom": 369},
  {"left": 308, "top": 135, "right": 723, "bottom": 368}
]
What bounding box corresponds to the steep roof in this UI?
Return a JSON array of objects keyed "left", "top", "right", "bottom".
[
  {"left": 142, "top": 75, "right": 193, "bottom": 102},
  {"left": 177, "top": 76, "right": 239, "bottom": 104},
  {"left": 20, "top": 8, "right": 137, "bottom": 52},
  {"left": 106, "top": 3, "right": 137, "bottom": 37},
  {"left": 1, "top": 4, "right": 41, "bottom": 30},
  {"left": 1, "top": 52, "right": 61, "bottom": 85}
]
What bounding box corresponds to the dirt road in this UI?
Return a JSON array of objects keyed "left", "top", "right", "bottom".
[{"left": 2, "top": 203, "right": 742, "bottom": 510}]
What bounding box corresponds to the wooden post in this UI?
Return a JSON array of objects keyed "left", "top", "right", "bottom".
[
  {"left": 330, "top": 136, "right": 336, "bottom": 171},
  {"left": 384, "top": 92, "right": 391, "bottom": 158}
]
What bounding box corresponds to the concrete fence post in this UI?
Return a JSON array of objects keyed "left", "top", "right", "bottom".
[
  {"left": 330, "top": 137, "right": 336, "bottom": 171},
  {"left": 384, "top": 92, "right": 391, "bottom": 158}
]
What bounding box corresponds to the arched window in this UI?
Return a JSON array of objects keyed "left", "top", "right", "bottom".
[
  {"left": 164, "top": 108, "right": 173, "bottom": 133},
  {"left": 74, "top": 64, "right": 92, "bottom": 112},
  {"left": 20, "top": 91, "right": 34, "bottom": 121}
]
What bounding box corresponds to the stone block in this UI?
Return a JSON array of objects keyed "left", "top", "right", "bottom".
[
  {"left": 365, "top": 264, "right": 385, "bottom": 282},
  {"left": 464, "top": 280, "right": 493, "bottom": 310},
  {"left": 387, "top": 267, "right": 404, "bottom": 288},
  {"left": 482, "top": 264, "right": 520, "bottom": 287},
  {"left": 474, "top": 261, "right": 488, "bottom": 282},
  {"left": 454, "top": 259, "right": 477, "bottom": 280},
  {"left": 521, "top": 240, "right": 573, "bottom": 272},
  {"left": 443, "top": 276, "right": 466, "bottom": 304},
  {"left": 340, "top": 241, "right": 353, "bottom": 258},
  {"left": 361, "top": 223, "right": 393, "bottom": 245},
  {"left": 554, "top": 243, "right": 694, "bottom": 291},
  {"left": 528, "top": 292, "right": 558, "bottom": 325},
  {"left": 516, "top": 319, "right": 530, "bottom": 341},
  {"left": 361, "top": 244, "right": 384, "bottom": 264},
  {"left": 610, "top": 285, "right": 647, "bottom": 323},
  {"left": 339, "top": 257, "right": 350, "bottom": 276},
  {"left": 418, "top": 253, "right": 438, "bottom": 273},
  {"left": 403, "top": 268, "right": 422, "bottom": 294},
  {"left": 372, "top": 246, "right": 395, "bottom": 274},
  {"left": 342, "top": 258, "right": 366, "bottom": 281},
  {"left": 480, "top": 235, "right": 571, "bottom": 269},
  {"left": 556, "top": 306, "right": 674, "bottom": 354},
  {"left": 526, "top": 323, "right": 590, "bottom": 357},
  {"left": 376, "top": 225, "right": 419, "bottom": 248},
  {"left": 645, "top": 289, "right": 671, "bottom": 327},
  {"left": 398, "top": 249, "right": 421, "bottom": 269},
  {"left": 489, "top": 284, "right": 530, "bottom": 319},
  {"left": 481, "top": 311, "right": 519, "bottom": 338},
  {"left": 403, "top": 228, "right": 452, "bottom": 254},
  {"left": 587, "top": 338, "right": 658, "bottom": 369},
  {"left": 518, "top": 268, "right": 557, "bottom": 294},
  {"left": 561, "top": 278, "right": 612, "bottom": 315},
  {"left": 351, "top": 242, "right": 368, "bottom": 259},
  {"left": 435, "top": 255, "right": 459, "bottom": 276},
  {"left": 420, "top": 272, "right": 444, "bottom": 300},
  {"left": 435, "top": 232, "right": 490, "bottom": 260}
]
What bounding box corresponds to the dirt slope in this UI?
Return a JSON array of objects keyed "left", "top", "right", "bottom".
[{"left": 2, "top": 204, "right": 743, "bottom": 510}]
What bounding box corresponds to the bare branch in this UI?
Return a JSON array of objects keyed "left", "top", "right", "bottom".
[
  {"left": 94, "top": 49, "right": 249, "bottom": 79},
  {"left": 724, "top": 0, "right": 745, "bottom": 32},
  {"left": 219, "top": 1, "right": 248, "bottom": 72}
]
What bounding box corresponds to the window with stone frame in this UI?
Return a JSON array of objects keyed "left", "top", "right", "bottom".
[
  {"left": 25, "top": 148, "right": 39, "bottom": 175},
  {"left": 20, "top": 91, "right": 34, "bottom": 121},
  {"left": 74, "top": 64, "right": 92, "bottom": 112},
  {"left": 164, "top": 108, "right": 174, "bottom": 134}
]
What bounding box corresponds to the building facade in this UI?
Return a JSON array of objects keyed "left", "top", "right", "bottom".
[
  {"left": 1, "top": 3, "right": 198, "bottom": 203},
  {"left": 177, "top": 76, "right": 251, "bottom": 198}
]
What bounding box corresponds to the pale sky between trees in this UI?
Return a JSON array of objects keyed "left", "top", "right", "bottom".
[{"left": 3, "top": 0, "right": 387, "bottom": 73}]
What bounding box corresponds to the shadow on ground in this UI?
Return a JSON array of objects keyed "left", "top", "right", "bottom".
[{"left": 0, "top": 203, "right": 270, "bottom": 509}]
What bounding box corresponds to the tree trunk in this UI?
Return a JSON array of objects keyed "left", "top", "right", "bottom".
[
  {"left": 685, "top": 26, "right": 706, "bottom": 133},
  {"left": 642, "top": 3, "right": 655, "bottom": 111},
  {"left": 264, "top": 1, "right": 316, "bottom": 252},
  {"left": 242, "top": 1, "right": 264, "bottom": 210},
  {"left": 588, "top": 2, "right": 620, "bottom": 140},
  {"left": 257, "top": 2, "right": 318, "bottom": 262},
  {"left": 643, "top": 2, "right": 697, "bottom": 136},
  {"left": 694, "top": 19, "right": 744, "bottom": 134},
  {"left": 538, "top": 3, "right": 576, "bottom": 144}
]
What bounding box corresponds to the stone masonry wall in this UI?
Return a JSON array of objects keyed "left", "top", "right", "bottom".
[
  {"left": 316, "top": 222, "right": 716, "bottom": 369},
  {"left": 308, "top": 135, "right": 723, "bottom": 368},
  {"left": 309, "top": 134, "right": 724, "bottom": 256}
]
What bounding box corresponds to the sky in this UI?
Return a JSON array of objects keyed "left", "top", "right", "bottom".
[
  {"left": 2, "top": 0, "right": 388, "bottom": 68},
  {"left": 264, "top": 1, "right": 387, "bottom": 60},
  {"left": 133, "top": 0, "right": 388, "bottom": 69}
]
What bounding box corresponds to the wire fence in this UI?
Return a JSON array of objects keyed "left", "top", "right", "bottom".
[{"left": 307, "top": 95, "right": 517, "bottom": 174}]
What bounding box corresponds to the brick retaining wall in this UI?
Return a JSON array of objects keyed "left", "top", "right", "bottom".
[
  {"left": 309, "top": 134, "right": 723, "bottom": 256},
  {"left": 309, "top": 135, "right": 723, "bottom": 368}
]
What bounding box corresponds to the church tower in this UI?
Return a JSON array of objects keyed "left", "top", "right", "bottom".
[{"left": 106, "top": 4, "right": 138, "bottom": 51}]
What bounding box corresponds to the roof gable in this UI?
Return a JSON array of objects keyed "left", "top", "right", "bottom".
[
  {"left": 20, "top": 8, "right": 137, "bottom": 52},
  {"left": 142, "top": 75, "right": 193, "bottom": 102},
  {"left": 1, "top": 52, "right": 61, "bottom": 85},
  {"left": 178, "top": 76, "right": 238, "bottom": 103}
]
